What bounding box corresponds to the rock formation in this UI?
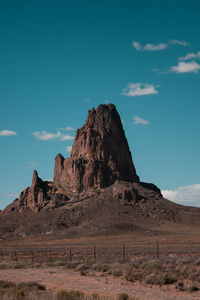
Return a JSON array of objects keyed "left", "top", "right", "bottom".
[
  {"left": 7, "top": 170, "right": 69, "bottom": 213},
  {"left": 2, "top": 102, "right": 168, "bottom": 236},
  {"left": 54, "top": 104, "right": 139, "bottom": 193},
  {"left": 17, "top": 170, "right": 52, "bottom": 212},
  {"left": 2, "top": 103, "right": 200, "bottom": 239}
]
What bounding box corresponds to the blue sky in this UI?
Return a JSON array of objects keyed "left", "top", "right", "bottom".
[{"left": 0, "top": 0, "right": 200, "bottom": 209}]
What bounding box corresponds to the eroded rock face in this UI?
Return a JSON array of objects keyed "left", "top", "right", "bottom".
[
  {"left": 7, "top": 170, "right": 69, "bottom": 212},
  {"left": 5, "top": 104, "right": 141, "bottom": 214},
  {"left": 17, "top": 170, "right": 51, "bottom": 212},
  {"left": 54, "top": 104, "right": 139, "bottom": 192}
]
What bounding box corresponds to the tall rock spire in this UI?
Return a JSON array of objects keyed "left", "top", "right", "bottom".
[{"left": 54, "top": 104, "right": 139, "bottom": 192}]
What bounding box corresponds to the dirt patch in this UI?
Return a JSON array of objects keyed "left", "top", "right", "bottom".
[{"left": 0, "top": 267, "right": 199, "bottom": 300}]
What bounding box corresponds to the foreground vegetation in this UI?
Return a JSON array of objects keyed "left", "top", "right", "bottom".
[
  {"left": 1, "top": 256, "right": 200, "bottom": 299},
  {"left": 65, "top": 255, "right": 200, "bottom": 290},
  {"left": 0, "top": 281, "right": 135, "bottom": 300}
]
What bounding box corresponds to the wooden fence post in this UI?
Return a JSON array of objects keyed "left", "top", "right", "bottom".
[
  {"left": 122, "top": 243, "right": 125, "bottom": 259},
  {"left": 69, "top": 248, "right": 72, "bottom": 262},
  {"left": 49, "top": 250, "right": 52, "bottom": 263},
  {"left": 156, "top": 241, "right": 159, "bottom": 260},
  {"left": 93, "top": 244, "right": 96, "bottom": 260},
  {"left": 14, "top": 251, "right": 17, "bottom": 262}
]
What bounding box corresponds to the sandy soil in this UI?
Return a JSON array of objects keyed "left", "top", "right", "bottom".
[{"left": 0, "top": 267, "right": 199, "bottom": 300}]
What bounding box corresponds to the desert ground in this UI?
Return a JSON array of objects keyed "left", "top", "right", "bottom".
[{"left": 1, "top": 222, "right": 200, "bottom": 299}]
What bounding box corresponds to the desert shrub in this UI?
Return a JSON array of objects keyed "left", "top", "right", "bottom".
[
  {"left": 0, "top": 280, "right": 16, "bottom": 289},
  {"left": 57, "top": 290, "right": 70, "bottom": 300},
  {"left": 92, "top": 262, "right": 110, "bottom": 272},
  {"left": 91, "top": 293, "right": 99, "bottom": 300},
  {"left": 17, "top": 281, "right": 46, "bottom": 291},
  {"left": 187, "top": 285, "right": 199, "bottom": 293},
  {"left": 145, "top": 273, "right": 176, "bottom": 285},
  {"left": 81, "top": 271, "right": 87, "bottom": 276},
  {"left": 66, "top": 261, "right": 83, "bottom": 269},
  {"left": 189, "top": 270, "right": 200, "bottom": 282},
  {"left": 117, "top": 293, "right": 129, "bottom": 300},
  {"left": 16, "top": 288, "right": 25, "bottom": 298},
  {"left": 75, "top": 263, "right": 89, "bottom": 272},
  {"left": 125, "top": 268, "right": 142, "bottom": 282},
  {"left": 176, "top": 281, "right": 185, "bottom": 291},
  {"left": 0, "top": 264, "right": 7, "bottom": 269},
  {"left": 111, "top": 263, "right": 123, "bottom": 277},
  {"left": 57, "top": 290, "right": 84, "bottom": 300},
  {"left": 112, "top": 269, "right": 122, "bottom": 277}
]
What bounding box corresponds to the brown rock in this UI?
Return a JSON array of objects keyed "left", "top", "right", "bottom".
[
  {"left": 54, "top": 104, "right": 139, "bottom": 192},
  {"left": 9, "top": 170, "right": 69, "bottom": 212}
]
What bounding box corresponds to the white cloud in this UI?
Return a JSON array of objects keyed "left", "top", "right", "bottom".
[
  {"left": 25, "top": 162, "right": 37, "bottom": 169},
  {"left": 132, "top": 41, "right": 142, "bottom": 50},
  {"left": 0, "top": 130, "right": 17, "bottom": 136},
  {"left": 65, "top": 126, "right": 74, "bottom": 131},
  {"left": 59, "top": 134, "right": 74, "bottom": 141},
  {"left": 179, "top": 51, "right": 200, "bottom": 61},
  {"left": 133, "top": 41, "right": 168, "bottom": 51},
  {"left": 133, "top": 116, "right": 149, "bottom": 125},
  {"left": 171, "top": 61, "right": 200, "bottom": 73},
  {"left": 152, "top": 67, "right": 160, "bottom": 72},
  {"left": 168, "top": 39, "right": 189, "bottom": 46},
  {"left": 122, "top": 83, "right": 158, "bottom": 97},
  {"left": 133, "top": 40, "right": 189, "bottom": 51},
  {"left": 162, "top": 184, "right": 200, "bottom": 207},
  {"left": 104, "top": 100, "right": 110, "bottom": 104},
  {"left": 66, "top": 146, "right": 72, "bottom": 152},
  {"left": 33, "top": 131, "right": 61, "bottom": 140},
  {"left": 6, "top": 193, "right": 19, "bottom": 198},
  {"left": 58, "top": 126, "right": 74, "bottom": 131},
  {"left": 33, "top": 130, "right": 74, "bottom": 141},
  {"left": 144, "top": 43, "right": 168, "bottom": 51}
]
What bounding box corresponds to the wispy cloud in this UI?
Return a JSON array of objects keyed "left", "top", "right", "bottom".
[
  {"left": 66, "top": 146, "right": 72, "bottom": 152},
  {"left": 168, "top": 39, "right": 189, "bottom": 46},
  {"left": 144, "top": 43, "right": 168, "bottom": 51},
  {"left": 25, "top": 162, "right": 37, "bottom": 169},
  {"left": 5, "top": 193, "right": 19, "bottom": 198},
  {"left": 132, "top": 41, "right": 142, "bottom": 51},
  {"left": 133, "top": 41, "right": 168, "bottom": 51},
  {"left": 59, "top": 134, "right": 74, "bottom": 141},
  {"left": 57, "top": 126, "right": 74, "bottom": 131},
  {"left": 104, "top": 100, "right": 110, "bottom": 104},
  {"left": 133, "top": 39, "right": 189, "bottom": 51},
  {"left": 162, "top": 184, "right": 200, "bottom": 207},
  {"left": 122, "top": 83, "right": 158, "bottom": 97},
  {"left": 0, "top": 130, "right": 17, "bottom": 136},
  {"left": 179, "top": 51, "right": 200, "bottom": 61},
  {"left": 33, "top": 131, "right": 61, "bottom": 140},
  {"left": 32, "top": 131, "right": 74, "bottom": 141},
  {"left": 133, "top": 116, "right": 149, "bottom": 125},
  {"left": 171, "top": 61, "right": 200, "bottom": 73}
]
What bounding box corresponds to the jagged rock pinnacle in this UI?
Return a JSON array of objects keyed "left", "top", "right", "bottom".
[
  {"left": 54, "top": 104, "right": 139, "bottom": 192},
  {"left": 32, "top": 170, "right": 39, "bottom": 186}
]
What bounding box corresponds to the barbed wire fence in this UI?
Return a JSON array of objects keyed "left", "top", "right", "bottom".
[{"left": 0, "top": 241, "right": 200, "bottom": 265}]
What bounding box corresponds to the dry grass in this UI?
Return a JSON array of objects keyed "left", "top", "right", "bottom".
[
  {"left": 1, "top": 256, "right": 200, "bottom": 298},
  {"left": 0, "top": 282, "right": 138, "bottom": 300},
  {"left": 63, "top": 255, "right": 200, "bottom": 290},
  {"left": 0, "top": 280, "right": 50, "bottom": 299}
]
